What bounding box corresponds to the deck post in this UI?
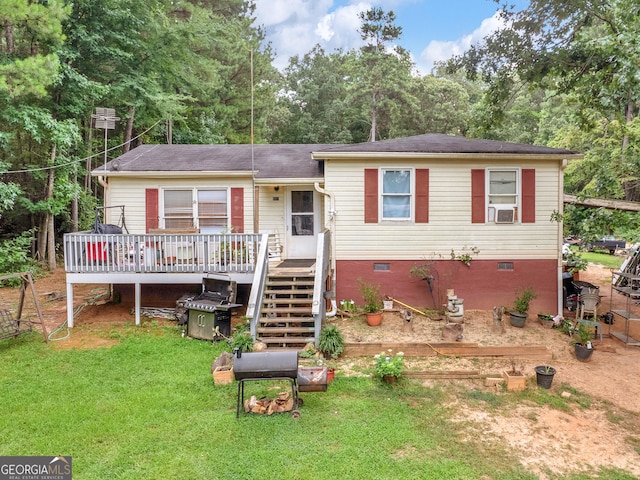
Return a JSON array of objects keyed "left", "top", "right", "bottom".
[
  {"left": 66, "top": 282, "right": 74, "bottom": 327},
  {"left": 135, "top": 282, "right": 141, "bottom": 325}
]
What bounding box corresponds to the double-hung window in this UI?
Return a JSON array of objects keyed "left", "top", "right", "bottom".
[
  {"left": 162, "top": 188, "right": 229, "bottom": 233},
  {"left": 487, "top": 168, "right": 519, "bottom": 223},
  {"left": 381, "top": 168, "right": 412, "bottom": 221}
]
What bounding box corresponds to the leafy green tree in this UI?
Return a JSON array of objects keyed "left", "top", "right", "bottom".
[
  {"left": 352, "top": 8, "right": 414, "bottom": 142},
  {"left": 268, "top": 46, "right": 355, "bottom": 144},
  {"left": 0, "top": 0, "right": 72, "bottom": 270},
  {"left": 448, "top": 0, "right": 640, "bottom": 209},
  {"left": 399, "top": 75, "right": 470, "bottom": 137}
]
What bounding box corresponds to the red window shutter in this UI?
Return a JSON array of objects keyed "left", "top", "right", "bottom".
[
  {"left": 145, "top": 188, "right": 159, "bottom": 232},
  {"left": 471, "top": 169, "right": 485, "bottom": 223},
  {"left": 230, "top": 187, "right": 244, "bottom": 233},
  {"left": 415, "top": 169, "right": 429, "bottom": 223},
  {"left": 364, "top": 168, "right": 378, "bottom": 223},
  {"left": 522, "top": 169, "right": 536, "bottom": 223}
]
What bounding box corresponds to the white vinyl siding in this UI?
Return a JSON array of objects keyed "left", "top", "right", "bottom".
[
  {"left": 104, "top": 177, "right": 254, "bottom": 234},
  {"left": 258, "top": 186, "right": 287, "bottom": 241},
  {"left": 324, "top": 159, "right": 561, "bottom": 261}
]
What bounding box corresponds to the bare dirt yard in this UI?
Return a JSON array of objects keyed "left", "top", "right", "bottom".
[{"left": 3, "top": 264, "right": 640, "bottom": 479}]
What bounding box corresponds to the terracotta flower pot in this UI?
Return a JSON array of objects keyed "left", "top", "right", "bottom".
[{"left": 366, "top": 312, "right": 382, "bottom": 326}]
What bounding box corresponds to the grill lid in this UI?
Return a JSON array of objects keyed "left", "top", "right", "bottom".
[
  {"left": 202, "top": 277, "right": 237, "bottom": 303},
  {"left": 233, "top": 350, "right": 299, "bottom": 380},
  {"left": 184, "top": 277, "right": 241, "bottom": 312}
]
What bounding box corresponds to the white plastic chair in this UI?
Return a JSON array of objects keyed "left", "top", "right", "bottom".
[{"left": 577, "top": 292, "right": 603, "bottom": 341}]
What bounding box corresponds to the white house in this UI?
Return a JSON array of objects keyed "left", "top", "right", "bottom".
[{"left": 64, "top": 134, "right": 581, "bottom": 345}]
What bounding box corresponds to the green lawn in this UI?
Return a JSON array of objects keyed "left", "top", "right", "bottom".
[
  {"left": 582, "top": 250, "right": 626, "bottom": 270},
  {"left": 0, "top": 325, "right": 635, "bottom": 480}
]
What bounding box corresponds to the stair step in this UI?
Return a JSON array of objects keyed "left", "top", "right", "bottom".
[
  {"left": 257, "top": 326, "right": 315, "bottom": 334},
  {"left": 264, "top": 288, "right": 314, "bottom": 295},
  {"left": 260, "top": 317, "right": 314, "bottom": 325},
  {"left": 267, "top": 279, "right": 315, "bottom": 286},
  {"left": 258, "top": 337, "right": 316, "bottom": 344},
  {"left": 261, "top": 307, "right": 313, "bottom": 314},
  {"left": 263, "top": 298, "right": 313, "bottom": 305}
]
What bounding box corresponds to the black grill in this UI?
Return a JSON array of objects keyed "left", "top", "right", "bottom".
[
  {"left": 185, "top": 277, "right": 242, "bottom": 341},
  {"left": 233, "top": 349, "right": 327, "bottom": 418},
  {"left": 184, "top": 277, "right": 241, "bottom": 312},
  {"left": 233, "top": 350, "right": 299, "bottom": 380}
]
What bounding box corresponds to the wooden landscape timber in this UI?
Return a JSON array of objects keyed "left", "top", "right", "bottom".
[
  {"left": 403, "top": 370, "right": 502, "bottom": 380},
  {"left": 564, "top": 194, "right": 640, "bottom": 212},
  {"left": 343, "top": 342, "right": 552, "bottom": 361}
]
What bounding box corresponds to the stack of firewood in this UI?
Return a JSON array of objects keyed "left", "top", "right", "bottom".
[{"left": 243, "top": 392, "right": 294, "bottom": 415}]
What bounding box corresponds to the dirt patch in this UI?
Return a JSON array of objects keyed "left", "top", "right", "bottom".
[
  {"left": 2, "top": 264, "right": 640, "bottom": 478},
  {"left": 334, "top": 263, "right": 640, "bottom": 478}
]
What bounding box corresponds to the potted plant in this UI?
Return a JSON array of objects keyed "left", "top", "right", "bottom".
[
  {"left": 537, "top": 313, "right": 556, "bottom": 329},
  {"left": 534, "top": 365, "right": 556, "bottom": 389},
  {"left": 373, "top": 349, "right": 404, "bottom": 383},
  {"left": 358, "top": 278, "right": 383, "bottom": 326},
  {"left": 318, "top": 324, "right": 345, "bottom": 360},
  {"left": 573, "top": 323, "right": 595, "bottom": 362},
  {"left": 228, "top": 319, "right": 254, "bottom": 353},
  {"left": 508, "top": 286, "right": 537, "bottom": 327},
  {"left": 502, "top": 358, "right": 526, "bottom": 391}
]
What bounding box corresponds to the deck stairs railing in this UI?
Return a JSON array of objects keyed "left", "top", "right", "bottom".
[{"left": 248, "top": 230, "right": 332, "bottom": 349}]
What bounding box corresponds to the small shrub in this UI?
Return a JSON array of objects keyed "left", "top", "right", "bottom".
[
  {"left": 229, "top": 319, "right": 253, "bottom": 353},
  {"left": 318, "top": 324, "right": 345, "bottom": 359},
  {"left": 373, "top": 349, "right": 404, "bottom": 378}
]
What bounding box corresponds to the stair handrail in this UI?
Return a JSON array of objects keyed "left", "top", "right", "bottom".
[
  {"left": 311, "top": 230, "right": 331, "bottom": 344},
  {"left": 246, "top": 233, "right": 270, "bottom": 340}
]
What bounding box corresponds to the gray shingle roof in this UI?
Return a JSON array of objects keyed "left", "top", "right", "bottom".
[
  {"left": 314, "top": 133, "right": 577, "bottom": 155},
  {"left": 100, "top": 144, "right": 330, "bottom": 179},
  {"left": 97, "top": 134, "right": 579, "bottom": 178}
]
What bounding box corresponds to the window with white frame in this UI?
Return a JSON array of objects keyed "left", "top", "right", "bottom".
[
  {"left": 381, "top": 168, "right": 412, "bottom": 220},
  {"left": 488, "top": 169, "right": 518, "bottom": 223},
  {"left": 162, "top": 188, "right": 229, "bottom": 233}
]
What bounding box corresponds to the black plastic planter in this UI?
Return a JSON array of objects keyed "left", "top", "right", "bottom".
[
  {"left": 509, "top": 312, "right": 527, "bottom": 328},
  {"left": 574, "top": 343, "right": 594, "bottom": 362},
  {"left": 534, "top": 365, "right": 556, "bottom": 389}
]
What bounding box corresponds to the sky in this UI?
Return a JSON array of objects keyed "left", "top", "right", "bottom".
[{"left": 253, "top": 0, "right": 527, "bottom": 74}]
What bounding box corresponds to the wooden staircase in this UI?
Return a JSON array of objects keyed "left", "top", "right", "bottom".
[{"left": 256, "top": 269, "right": 317, "bottom": 349}]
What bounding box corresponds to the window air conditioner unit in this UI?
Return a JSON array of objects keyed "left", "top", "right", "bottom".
[{"left": 495, "top": 208, "right": 516, "bottom": 224}]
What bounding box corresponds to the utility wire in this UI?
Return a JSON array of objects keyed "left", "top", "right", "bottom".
[{"left": 2, "top": 119, "right": 163, "bottom": 175}]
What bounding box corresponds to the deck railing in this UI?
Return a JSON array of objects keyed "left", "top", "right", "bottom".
[{"left": 64, "top": 232, "right": 262, "bottom": 274}]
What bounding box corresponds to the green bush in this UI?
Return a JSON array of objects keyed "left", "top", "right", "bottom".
[
  {"left": 229, "top": 318, "right": 253, "bottom": 353},
  {"left": 0, "top": 230, "right": 37, "bottom": 286}
]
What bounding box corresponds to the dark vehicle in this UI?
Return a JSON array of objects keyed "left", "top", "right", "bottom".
[{"left": 586, "top": 236, "right": 625, "bottom": 255}]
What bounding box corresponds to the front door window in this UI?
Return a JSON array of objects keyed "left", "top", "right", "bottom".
[{"left": 291, "top": 191, "right": 314, "bottom": 236}]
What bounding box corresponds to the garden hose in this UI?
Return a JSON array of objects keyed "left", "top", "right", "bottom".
[{"left": 47, "top": 287, "right": 109, "bottom": 342}]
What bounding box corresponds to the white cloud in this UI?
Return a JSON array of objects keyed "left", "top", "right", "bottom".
[
  {"left": 417, "top": 12, "right": 504, "bottom": 74},
  {"left": 253, "top": 0, "right": 372, "bottom": 70}
]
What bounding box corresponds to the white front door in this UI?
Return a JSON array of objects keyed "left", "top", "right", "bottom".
[{"left": 286, "top": 188, "right": 319, "bottom": 258}]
